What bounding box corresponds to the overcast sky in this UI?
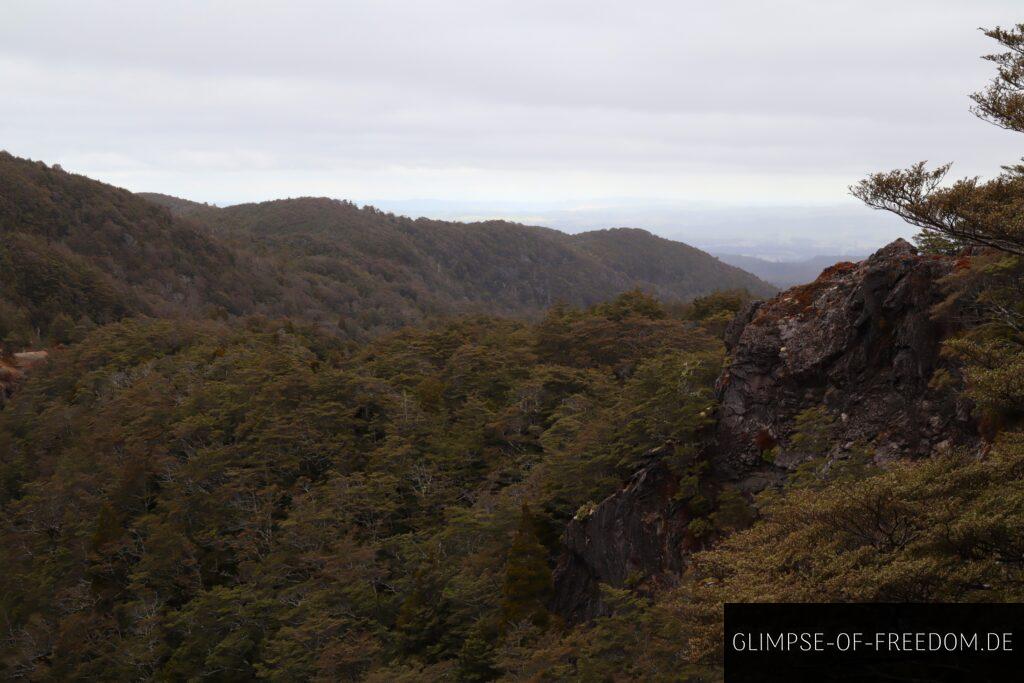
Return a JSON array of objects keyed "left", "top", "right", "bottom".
[{"left": 2, "top": 0, "right": 1020, "bottom": 234}]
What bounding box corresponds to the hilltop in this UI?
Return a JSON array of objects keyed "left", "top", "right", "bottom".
[
  {"left": 0, "top": 151, "right": 774, "bottom": 350},
  {"left": 143, "top": 192, "right": 775, "bottom": 333},
  {"left": 0, "top": 153, "right": 280, "bottom": 349}
]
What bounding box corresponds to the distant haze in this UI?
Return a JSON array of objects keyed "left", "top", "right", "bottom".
[
  {"left": 365, "top": 198, "right": 913, "bottom": 260},
  {"left": 2, "top": 0, "right": 1018, "bottom": 256}
]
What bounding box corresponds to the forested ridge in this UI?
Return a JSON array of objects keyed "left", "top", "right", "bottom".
[
  {"left": 4, "top": 19, "right": 1024, "bottom": 682},
  {"left": 0, "top": 151, "right": 772, "bottom": 351},
  {"left": 143, "top": 192, "right": 775, "bottom": 336},
  {"left": 0, "top": 154, "right": 272, "bottom": 348}
]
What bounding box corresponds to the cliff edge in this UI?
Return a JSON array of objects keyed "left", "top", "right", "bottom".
[{"left": 552, "top": 240, "right": 981, "bottom": 621}]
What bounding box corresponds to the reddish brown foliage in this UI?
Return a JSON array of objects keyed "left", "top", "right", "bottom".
[{"left": 753, "top": 429, "right": 777, "bottom": 452}]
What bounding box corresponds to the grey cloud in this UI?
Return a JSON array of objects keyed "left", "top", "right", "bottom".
[{"left": 1, "top": 0, "right": 1020, "bottom": 253}]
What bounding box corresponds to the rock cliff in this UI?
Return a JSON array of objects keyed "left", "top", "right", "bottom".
[
  {"left": 716, "top": 238, "right": 976, "bottom": 479},
  {"left": 552, "top": 240, "right": 980, "bottom": 621},
  {"left": 551, "top": 460, "right": 693, "bottom": 623}
]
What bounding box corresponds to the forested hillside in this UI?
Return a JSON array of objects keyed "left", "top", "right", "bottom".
[
  {"left": 0, "top": 150, "right": 773, "bottom": 350},
  {"left": 0, "top": 291, "right": 740, "bottom": 680},
  {"left": 144, "top": 193, "right": 774, "bottom": 336},
  {"left": 0, "top": 154, "right": 277, "bottom": 350},
  {"left": 3, "top": 232, "right": 1023, "bottom": 679},
  {"left": 3, "top": 19, "right": 1024, "bottom": 682}
]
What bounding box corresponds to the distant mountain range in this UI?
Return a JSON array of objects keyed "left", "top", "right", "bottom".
[
  {"left": 712, "top": 252, "right": 866, "bottom": 288},
  {"left": 363, "top": 198, "right": 914, "bottom": 262},
  {"left": 0, "top": 153, "right": 774, "bottom": 347}
]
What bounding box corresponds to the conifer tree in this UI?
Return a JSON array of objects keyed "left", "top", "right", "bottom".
[
  {"left": 501, "top": 505, "right": 553, "bottom": 628},
  {"left": 852, "top": 24, "right": 1024, "bottom": 256}
]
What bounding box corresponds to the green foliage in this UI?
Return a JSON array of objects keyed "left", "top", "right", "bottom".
[
  {"left": 681, "top": 289, "right": 752, "bottom": 322},
  {"left": 612, "top": 348, "right": 721, "bottom": 472},
  {"left": 592, "top": 288, "right": 666, "bottom": 321},
  {"left": 938, "top": 254, "right": 1024, "bottom": 434},
  {"left": 788, "top": 405, "right": 836, "bottom": 456},
  {"left": 946, "top": 336, "right": 1024, "bottom": 424},
  {"left": 0, "top": 292, "right": 725, "bottom": 678},
  {"left": 710, "top": 487, "right": 755, "bottom": 533},
  {"left": 677, "top": 288, "right": 756, "bottom": 336},
  {"left": 971, "top": 23, "right": 1024, "bottom": 133},
  {"left": 681, "top": 435, "right": 1024, "bottom": 666},
  {"left": 913, "top": 229, "right": 964, "bottom": 256},
  {"left": 456, "top": 622, "right": 501, "bottom": 682},
  {"left": 502, "top": 505, "right": 554, "bottom": 628}
]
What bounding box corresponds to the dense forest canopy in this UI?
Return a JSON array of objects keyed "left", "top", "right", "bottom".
[
  {"left": 2, "top": 19, "right": 1024, "bottom": 683},
  {"left": 0, "top": 292, "right": 743, "bottom": 680}
]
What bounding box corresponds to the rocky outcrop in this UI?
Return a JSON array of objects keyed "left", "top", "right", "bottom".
[
  {"left": 551, "top": 240, "right": 980, "bottom": 621},
  {"left": 715, "top": 238, "right": 976, "bottom": 480},
  {"left": 551, "top": 460, "right": 696, "bottom": 622}
]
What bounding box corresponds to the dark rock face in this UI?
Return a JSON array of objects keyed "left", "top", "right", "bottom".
[
  {"left": 551, "top": 461, "right": 693, "bottom": 622},
  {"left": 715, "top": 238, "right": 976, "bottom": 479},
  {"left": 551, "top": 240, "right": 980, "bottom": 621}
]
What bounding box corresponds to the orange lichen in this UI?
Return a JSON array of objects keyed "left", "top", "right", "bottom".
[
  {"left": 760, "top": 263, "right": 857, "bottom": 319},
  {"left": 816, "top": 261, "right": 857, "bottom": 280}
]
